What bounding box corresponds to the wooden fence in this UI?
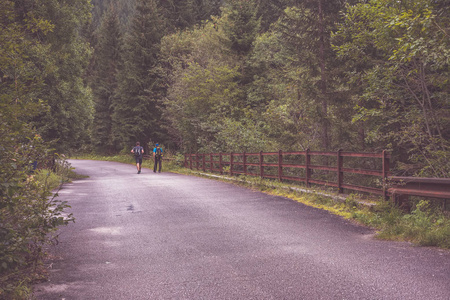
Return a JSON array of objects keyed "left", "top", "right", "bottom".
[{"left": 184, "top": 150, "right": 391, "bottom": 198}]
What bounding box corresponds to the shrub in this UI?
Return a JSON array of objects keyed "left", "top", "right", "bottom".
[{"left": 0, "top": 151, "right": 73, "bottom": 298}]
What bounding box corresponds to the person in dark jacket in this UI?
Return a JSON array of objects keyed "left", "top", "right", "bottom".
[{"left": 131, "top": 142, "right": 144, "bottom": 174}]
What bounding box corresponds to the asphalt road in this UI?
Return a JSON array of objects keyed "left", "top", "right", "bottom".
[{"left": 33, "top": 160, "right": 450, "bottom": 300}]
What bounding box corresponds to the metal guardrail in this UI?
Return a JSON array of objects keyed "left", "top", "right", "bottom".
[
  {"left": 184, "top": 150, "right": 391, "bottom": 198},
  {"left": 388, "top": 177, "right": 450, "bottom": 209}
]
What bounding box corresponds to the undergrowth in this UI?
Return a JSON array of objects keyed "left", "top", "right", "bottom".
[{"left": 0, "top": 157, "right": 76, "bottom": 299}]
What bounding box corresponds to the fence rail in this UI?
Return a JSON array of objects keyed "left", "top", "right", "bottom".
[{"left": 184, "top": 150, "right": 391, "bottom": 198}]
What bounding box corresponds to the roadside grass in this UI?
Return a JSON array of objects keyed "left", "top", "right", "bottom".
[{"left": 68, "top": 155, "right": 450, "bottom": 249}]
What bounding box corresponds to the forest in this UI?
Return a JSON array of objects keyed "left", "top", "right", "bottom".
[
  {"left": 0, "top": 0, "right": 448, "bottom": 296},
  {"left": 2, "top": 0, "right": 448, "bottom": 177}
]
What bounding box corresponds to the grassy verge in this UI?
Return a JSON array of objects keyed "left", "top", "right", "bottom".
[{"left": 69, "top": 155, "right": 450, "bottom": 249}]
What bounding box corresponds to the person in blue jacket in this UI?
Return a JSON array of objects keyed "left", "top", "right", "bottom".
[{"left": 153, "top": 143, "right": 163, "bottom": 173}]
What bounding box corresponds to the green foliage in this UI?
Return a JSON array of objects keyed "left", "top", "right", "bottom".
[
  {"left": 158, "top": 0, "right": 221, "bottom": 32},
  {"left": 113, "top": 0, "right": 166, "bottom": 151},
  {"left": 91, "top": 0, "right": 137, "bottom": 29},
  {"left": 247, "top": 4, "right": 352, "bottom": 151},
  {"left": 333, "top": 0, "right": 450, "bottom": 176},
  {"left": 374, "top": 201, "right": 450, "bottom": 248},
  {"left": 222, "top": 0, "right": 261, "bottom": 55},
  {"left": 0, "top": 2, "right": 78, "bottom": 297},
  {"left": 91, "top": 5, "right": 123, "bottom": 154},
  {"left": 19, "top": 0, "right": 95, "bottom": 152},
  {"left": 0, "top": 152, "right": 74, "bottom": 298},
  {"left": 161, "top": 17, "right": 244, "bottom": 152}
]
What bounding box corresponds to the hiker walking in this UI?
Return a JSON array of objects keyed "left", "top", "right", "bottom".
[
  {"left": 131, "top": 142, "right": 144, "bottom": 174},
  {"left": 153, "top": 143, "right": 163, "bottom": 173}
]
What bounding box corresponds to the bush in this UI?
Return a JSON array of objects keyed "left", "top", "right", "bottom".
[{"left": 0, "top": 151, "right": 74, "bottom": 299}]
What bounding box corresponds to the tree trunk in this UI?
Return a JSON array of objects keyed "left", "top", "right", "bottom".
[{"left": 318, "top": 0, "right": 329, "bottom": 151}]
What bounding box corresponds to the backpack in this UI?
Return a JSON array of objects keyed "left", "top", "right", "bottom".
[
  {"left": 134, "top": 146, "right": 141, "bottom": 157},
  {"left": 155, "top": 147, "right": 162, "bottom": 159}
]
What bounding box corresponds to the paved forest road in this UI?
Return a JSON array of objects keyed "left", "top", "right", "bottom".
[{"left": 34, "top": 160, "right": 449, "bottom": 300}]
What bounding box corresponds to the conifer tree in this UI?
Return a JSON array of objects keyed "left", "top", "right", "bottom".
[
  {"left": 157, "top": 0, "right": 221, "bottom": 32},
  {"left": 113, "top": 0, "right": 166, "bottom": 150},
  {"left": 91, "top": 5, "right": 123, "bottom": 153},
  {"left": 222, "top": 0, "right": 261, "bottom": 56},
  {"left": 274, "top": 1, "right": 347, "bottom": 151}
]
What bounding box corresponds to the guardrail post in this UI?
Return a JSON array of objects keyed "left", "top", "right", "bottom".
[
  {"left": 337, "top": 149, "right": 343, "bottom": 194},
  {"left": 243, "top": 151, "right": 247, "bottom": 175},
  {"left": 202, "top": 154, "right": 206, "bottom": 172},
  {"left": 278, "top": 150, "right": 283, "bottom": 182},
  {"left": 305, "top": 149, "right": 311, "bottom": 187},
  {"left": 382, "top": 150, "right": 390, "bottom": 200},
  {"left": 230, "top": 152, "right": 233, "bottom": 176},
  {"left": 189, "top": 154, "right": 192, "bottom": 169},
  {"left": 219, "top": 153, "right": 223, "bottom": 175},
  {"left": 196, "top": 153, "right": 200, "bottom": 170},
  {"left": 184, "top": 154, "right": 187, "bottom": 168},
  {"left": 260, "top": 151, "right": 264, "bottom": 179}
]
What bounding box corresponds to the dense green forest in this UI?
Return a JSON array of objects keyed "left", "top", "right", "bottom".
[
  {"left": 90, "top": 0, "right": 450, "bottom": 178},
  {"left": 2, "top": 0, "right": 448, "bottom": 177}
]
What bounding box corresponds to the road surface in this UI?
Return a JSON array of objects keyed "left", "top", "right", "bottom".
[{"left": 34, "top": 160, "right": 450, "bottom": 299}]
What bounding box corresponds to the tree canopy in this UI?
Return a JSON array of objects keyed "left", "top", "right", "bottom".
[{"left": 2, "top": 0, "right": 448, "bottom": 176}]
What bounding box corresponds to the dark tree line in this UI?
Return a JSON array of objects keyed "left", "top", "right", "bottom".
[
  {"left": 2, "top": 0, "right": 447, "bottom": 176},
  {"left": 87, "top": 0, "right": 448, "bottom": 176}
]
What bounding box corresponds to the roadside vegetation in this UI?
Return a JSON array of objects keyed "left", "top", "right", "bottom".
[{"left": 0, "top": 156, "right": 78, "bottom": 299}]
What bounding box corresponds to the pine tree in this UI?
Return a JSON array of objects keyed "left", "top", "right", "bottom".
[
  {"left": 275, "top": 1, "right": 347, "bottom": 151},
  {"left": 91, "top": 5, "right": 123, "bottom": 153},
  {"left": 222, "top": 0, "right": 261, "bottom": 56},
  {"left": 157, "top": 0, "right": 221, "bottom": 32},
  {"left": 113, "top": 0, "right": 166, "bottom": 151}
]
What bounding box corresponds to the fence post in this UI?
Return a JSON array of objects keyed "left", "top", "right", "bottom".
[
  {"left": 278, "top": 150, "right": 283, "bottom": 182},
  {"left": 305, "top": 149, "right": 311, "bottom": 187},
  {"left": 197, "top": 153, "right": 200, "bottom": 170},
  {"left": 219, "top": 153, "right": 223, "bottom": 175},
  {"left": 189, "top": 154, "right": 192, "bottom": 169},
  {"left": 260, "top": 151, "right": 264, "bottom": 179},
  {"left": 337, "top": 149, "right": 343, "bottom": 194},
  {"left": 210, "top": 153, "right": 213, "bottom": 172},
  {"left": 184, "top": 154, "right": 187, "bottom": 168},
  {"left": 243, "top": 151, "right": 247, "bottom": 176},
  {"left": 382, "top": 150, "right": 390, "bottom": 200},
  {"left": 230, "top": 152, "right": 233, "bottom": 176},
  {"left": 202, "top": 154, "right": 206, "bottom": 172}
]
